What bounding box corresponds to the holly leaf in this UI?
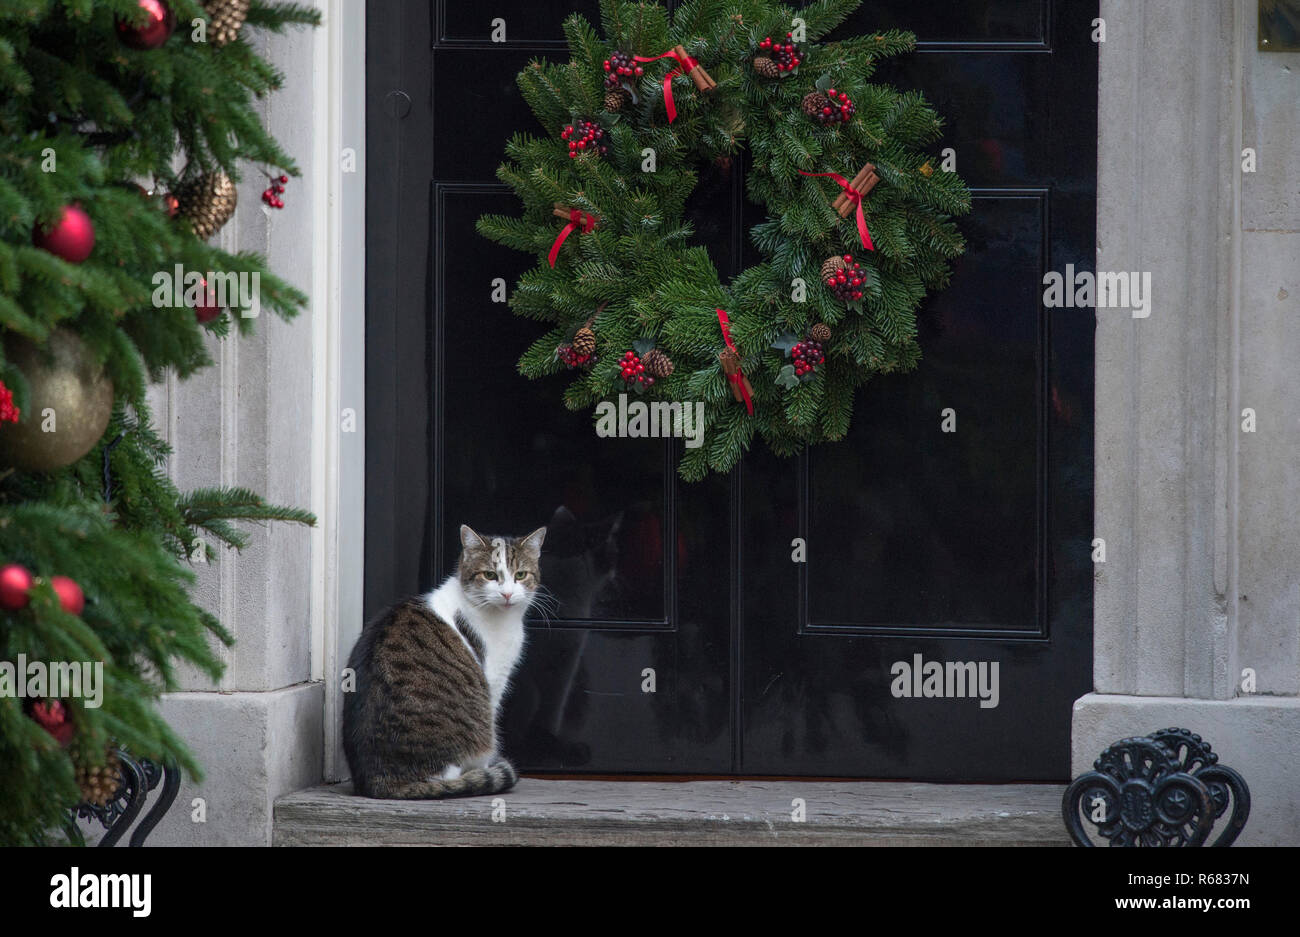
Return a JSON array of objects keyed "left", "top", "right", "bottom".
[
  {"left": 815, "top": 73, "right": 833, "bottom": 92},
  {"left": 847, "top": 299, "right": 864, "bottom": 314},
  {"left": 603, "top": 111, "right": 622, "bottom": 124},
  {"left": 799, "top": 370, "right": 817, "bottom": 383},
  {"left": 770, "top": 331, "right": 799, "bottom": 356},
  {"left": 776, "top": 364, "right": 799, "bottom": 389},
  {"left": 632, "top": 337, "right": 656, "bottom": 356},
  {"left": 632, "top": 379, "right": 647, "bottom": 396}
]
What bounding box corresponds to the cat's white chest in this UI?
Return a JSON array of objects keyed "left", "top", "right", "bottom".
[
  {"left": 426, "top": 579, "right": 525, "bottom": 713},
  {"left": 478, "top": 624, "right": 525, "bottom": 709}
]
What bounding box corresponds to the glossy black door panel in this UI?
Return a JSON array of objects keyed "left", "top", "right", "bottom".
[
  {"left": 738, "top": 0, "right": 1096, "bottom": 778},
  {"left": 439, "top": 0, "right": 604, "bottom": 46},
  {"left": 804, "top": 193, "right": 1045, "bottom": 634},
  {"left": 368, "top": 1, "right": 732, "bottom": 774},
  {"left": 367, "top": 0, "right": 1096, "bottom": 781},
  {"left": 860, "top": 0, "right": 1049, "bottom": 47}
]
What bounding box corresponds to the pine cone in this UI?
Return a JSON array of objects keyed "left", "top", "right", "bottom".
[
  {"left": 205, "top": 0, "right": 250, "bottom": 47},
  {"left": 801, "top": 91, "right": 830, "bottom": 118},
  {"left": 176, "top": 172, "right": 238, "bottom": 240},
  {"left": 820, "top": 255, "right": 846, "bottom": 280},
  {"left": 573, "top": 326, "right": 597, "bottom": 356},
  {"left": 643, "top": 348, "right": 674, "bottom": 379},
  {"left": 604, "top": 89, "right": 627, "bottom": 112},
  {"left": 752, "top": 56, "right": 780, "bottom": 79},
  {"left": 809, "top": 322, "right": 832, "bottom": 343},
  {"left": 76, "top": 751, "right": 122, "bottom": 808}
]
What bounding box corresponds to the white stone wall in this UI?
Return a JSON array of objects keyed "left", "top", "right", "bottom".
[
  {"left": 140, "top": 6, "right": 332, "bottom": 846},
  {"left": 1077, "top": 0, "right": 1300, "bottom": 845}
]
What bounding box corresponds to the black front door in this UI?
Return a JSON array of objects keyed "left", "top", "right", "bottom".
[{"left": 365, "top": 0, "right": 1096, "bottom": 780}]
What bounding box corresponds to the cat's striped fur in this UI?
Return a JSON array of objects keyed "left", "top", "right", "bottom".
[{"left": 343, "top": 524, "right": 545, "bottom": 799}]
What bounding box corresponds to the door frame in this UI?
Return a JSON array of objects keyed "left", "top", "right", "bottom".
[{"left": 317, "top": 0, "right": 368, "bottom": 784}]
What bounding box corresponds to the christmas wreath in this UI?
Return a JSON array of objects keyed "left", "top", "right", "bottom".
[{"left": 477, "top": 0, "right": 970, "bottom": 479}]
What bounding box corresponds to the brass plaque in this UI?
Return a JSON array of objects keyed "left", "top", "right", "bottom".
[{"left": 1260, "top": 0, "right": 1300, "bottom": 51}]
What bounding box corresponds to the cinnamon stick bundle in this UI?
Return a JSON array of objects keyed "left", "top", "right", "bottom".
[
  {"left": 718, "top": 349, "right": 754, "bottom": 403},
  {"left": 553, "top": 203, "right": 600, "bottom": 229},
  {"left": 675, "top": 45, "right": 717, "bottom": 93},
  {"left": 831, "top": 163, "right": 880, "bottom": 218}
]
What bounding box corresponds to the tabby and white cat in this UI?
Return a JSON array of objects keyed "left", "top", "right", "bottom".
[{"left": 343, "top": 524, "right": 546, "bottom": 798}]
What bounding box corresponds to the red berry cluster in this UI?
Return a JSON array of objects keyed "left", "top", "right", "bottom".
[
  {"left": 619, "top": 350, "right": 655, "bottom": 386},
  {"left": 262, "top": 174, "right": 288, "bottom": 209},
  {"left": 558, "top": 345, "right": 595, "bottom": 368},
  {"left": 825, "top": 254, "right": 866, "bottom": 302},
  {"left": 602, "top": 51, "right": 643, "bottom": 88},
  {"left": 816, "top": 86, "right": 856, "bottom": 125},
  {"left": 791, "top": 338, "right": 825, "bottom": 377},
  {"left": 562, "top": 119, "right": 608, "bottom": 158},
  {"left": 758, "top": 34, "right": 801, "bottom": 72},
  {"left": 0, "top": 379, "right": 19, "bottom": 424}
]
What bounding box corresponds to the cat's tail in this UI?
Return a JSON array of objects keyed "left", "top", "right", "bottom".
[{"left": 361, "top": 760, "right": 519, "bottom": 800}]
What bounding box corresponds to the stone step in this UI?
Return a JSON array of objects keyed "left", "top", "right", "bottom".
[{"left": 274, "top": 778, "right": 1070, "bottom": 846}]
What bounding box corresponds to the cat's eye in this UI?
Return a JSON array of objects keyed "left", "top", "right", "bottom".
[
  {"left": 515, "top": 571, "right": 529, "bottom": 580},
  {"left": 481, "top": 571, "right": 497, "bottom": 581}
]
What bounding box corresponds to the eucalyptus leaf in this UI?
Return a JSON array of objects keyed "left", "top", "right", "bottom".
[
  {"left": 815, "top": 73, "right": 832, "bottom": 92},
  {"left": 770, "top": 331, "right": 799, "bottom": 355},
  {"left": 776, "top": 364, "right": 799, "bottom": 389},
  {"left": 632, "top": 337, "right": 656, "bottom": 356}
]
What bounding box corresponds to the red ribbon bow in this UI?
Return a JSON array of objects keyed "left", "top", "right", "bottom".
[
  {"left": 548, "top": 209, "right": 597, "bottom": 268},
  {"left": 716, "top": 308, "right": 754, "bottom": 415},
  {"left": 634, "top": 49, "right": 698, "bottom": 123},
  {"left": 798, "top": 170, "right": 874, "bottom": 251}
]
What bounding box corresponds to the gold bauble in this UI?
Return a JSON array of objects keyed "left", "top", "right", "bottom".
[
  {"left": 204, "top": 0, "right": 250, "bottom": 47},
  {"left": 176, "top": 172, "right": 238, "bottom": 240},
  {"left": 0, "top": 329, "right": 114, "bottom": 471},
  {"left": 76, "top": 750, "right": 123, "bottom": 807}
]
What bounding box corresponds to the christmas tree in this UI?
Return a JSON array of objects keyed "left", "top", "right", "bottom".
[
  {"left": 477, "top": 0, "right": 968, "bottom": 479},
  {"left": 0, "top": 0, "right": 318, "bottom": 845}
]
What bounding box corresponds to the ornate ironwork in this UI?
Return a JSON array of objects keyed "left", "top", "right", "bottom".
[
  {"left": 1063, "top": 727, "right": 1250, "bottom": 847},
  {"left": 73, "top": 750, "right": 180, "bottom": 847}
]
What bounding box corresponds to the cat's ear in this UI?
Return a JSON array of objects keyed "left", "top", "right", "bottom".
[
  {"left": 521, "top": 526, "right": 547, "bottom": 553},
  {"left": 460, "top": 524, "right": 487, "bottom": 549}
]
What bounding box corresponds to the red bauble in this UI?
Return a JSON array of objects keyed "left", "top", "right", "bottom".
[
  {"left": 30, "top": 700, "right": 74, "bottom": 746},
  {"left": 194, "top": 278, "right": 223, "bottom": 324},
  {"left": 0, "top": 564, "right": 33, "bottom": 610},
  {"left": 50, "top": 576, "right": 85, "bottom": 616},
  {"left": 117, "top": 0, "right": 176, "bottom": 50},
  {"left": 32, "top": 204, "right": 95, "bottom": 263}
]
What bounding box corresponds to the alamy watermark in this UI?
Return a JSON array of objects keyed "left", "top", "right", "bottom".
[
  {"left": 0, "top": 655, "right": 103, "bottom": 708},
  {"left": 1042, "top": 263, "right": 1151, "bottom": 318},
  {"left": 50, "top": 868, "right": 150, "bottom": 917},
  {"left": 890, "top": 653, "right": 999, "bottom": 708},
  {"left": 595, "top": 394, "right": 705, "bottom": 449},
  {"left": 151, "top": 264, "right": 260, "bottom": 317}
]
